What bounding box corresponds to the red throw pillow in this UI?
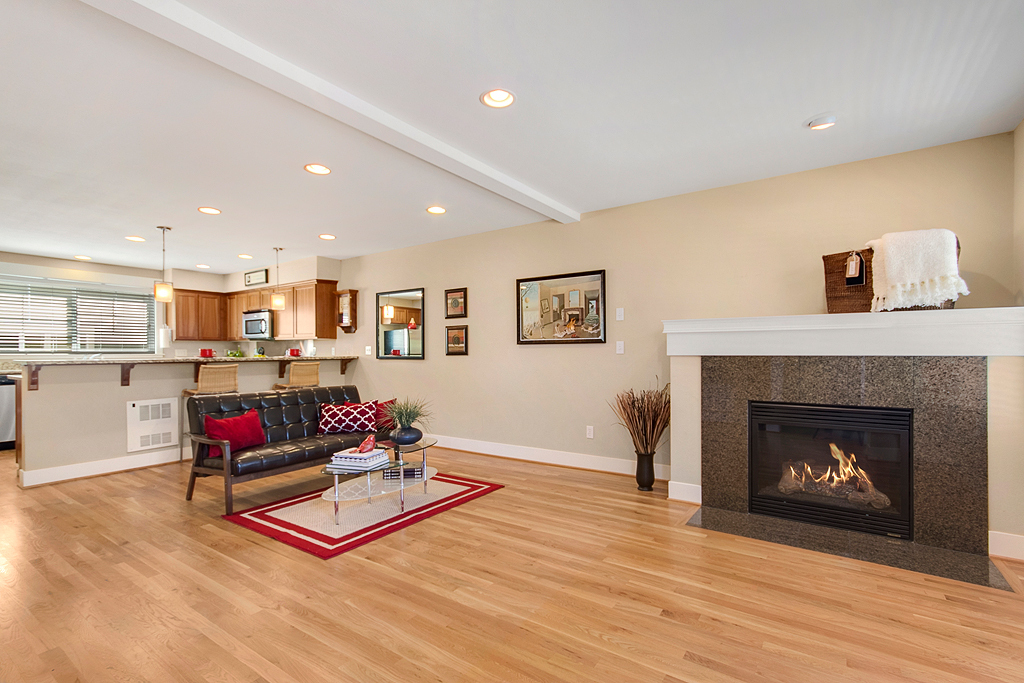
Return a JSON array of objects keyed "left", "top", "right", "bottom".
[
  {"left": 320, "top": 402, "right": 377, "bottom": 434},
  {"left": 203, "top": 409, "right": 265, "bottom": 458},
  {"left": 345, "top": 398, "right": 395, "bottom": 430},
  {"left": 375, "top": 398, "right": 396, "bottom": 430}
]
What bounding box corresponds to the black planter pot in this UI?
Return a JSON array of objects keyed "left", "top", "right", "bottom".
[
  {"left": 635, "top": 452, "right": 655, "bottom": 491},
  {"left": 390, "top": 427, "right": 423, "bottom": 446}
]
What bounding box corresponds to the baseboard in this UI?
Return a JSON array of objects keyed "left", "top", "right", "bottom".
[
  {"left": 429, "top": 434, "right": 670, "bottom": 480},
  {"left": 668, "top": 481, "right": 702, "bottom": 504},
  {"left": 990, "top": 531, "right": 1024, "bottom": 561},
  {"left": 19, "top": 447, "right": 188, "bottom": 487}
]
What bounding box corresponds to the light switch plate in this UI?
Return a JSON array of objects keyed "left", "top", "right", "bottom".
[
  {"left": 616, "top": 307, "right": 624, "bottom": 321},
  {"left": 586, "top": 426, "right": 594, "bottom": 439},
  {"left": 365, "top": 346, "right": 372, "bottom": 355},
  {"left": 616, "top": 341, "right": 624, "bottom": 354}
]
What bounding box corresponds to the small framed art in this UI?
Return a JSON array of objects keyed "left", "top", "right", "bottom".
[
  {"left": 446, "top": 325, "right": 468, "bottom": 355},
  {"left": 445, "top": 288, "right": 467, "bottom": 318}
]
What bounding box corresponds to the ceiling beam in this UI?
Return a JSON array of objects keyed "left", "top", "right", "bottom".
[{"left": 77, "top": 0, "right": 581, "bottom": 224}]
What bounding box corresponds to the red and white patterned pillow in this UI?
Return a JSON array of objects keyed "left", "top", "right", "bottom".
[{"left": 319, "top": 401, "right": 377, "bottom": 434}]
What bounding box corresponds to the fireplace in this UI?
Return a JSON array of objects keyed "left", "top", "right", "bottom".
[{"left": 749, "top": 401, "right": 912, "bottom": 539}]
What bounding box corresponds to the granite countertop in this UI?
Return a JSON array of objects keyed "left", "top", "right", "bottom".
[{"left": 3, "top": 355, "right": 358, "bottom": 368}]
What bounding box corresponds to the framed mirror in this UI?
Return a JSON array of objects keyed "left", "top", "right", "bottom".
[{"left": 376, "top": 288, "right": 425, "bottom": 359}]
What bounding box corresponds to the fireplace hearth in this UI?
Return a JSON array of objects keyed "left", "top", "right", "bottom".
[{"left": 748, "top": 402, "right": 912, "bottom": 539}]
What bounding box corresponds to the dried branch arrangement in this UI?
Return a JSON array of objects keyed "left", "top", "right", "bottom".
[{"left": 610, "top": 383, "right": 671, "bottom": 455}]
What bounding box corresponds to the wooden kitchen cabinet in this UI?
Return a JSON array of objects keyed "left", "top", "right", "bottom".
[
  {"left": 243, "top": 290, "right": 261, "bottom": 313},
  {"left": 198, "top": 293, "right": 224, "bottom": 340},
  {"left": 174, "top": 291, "right": 199, "bottom": 340},
  {"left": 220, "top": 279, "right": 339, "bottom": 341},
  {"left": 272, "top": 287, "right": 295, "bottom": 340},
  {"left": 173, "top": 290, "right": 225, "bottom": 341},
  {"left": 293, "top": 283, "right": 317, "bottom": 339},
  {"left": 226, "top": 294, "right": 243, "bottom": 340}
]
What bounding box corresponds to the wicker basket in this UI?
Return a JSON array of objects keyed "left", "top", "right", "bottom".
[{"left": 823, "top": 246, "right": 958, "bottom": 314}]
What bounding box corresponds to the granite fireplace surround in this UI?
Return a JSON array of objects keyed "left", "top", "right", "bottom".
[{"left": 701, "top": 356, "right": 987, "bottom": 555}]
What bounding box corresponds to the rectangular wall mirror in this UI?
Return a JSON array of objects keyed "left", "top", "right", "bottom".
[{"left": 376, "top": 288, "right": 424, "bottom": 359}]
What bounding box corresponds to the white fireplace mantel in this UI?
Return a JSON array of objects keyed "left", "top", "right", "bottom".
[{"left": 663, "top": 307, "right": 1024, "bottom": 357}]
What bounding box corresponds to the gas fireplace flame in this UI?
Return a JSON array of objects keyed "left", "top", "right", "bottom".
[{"left": 778, "top": 443, "right": 891, "bottom": 510}]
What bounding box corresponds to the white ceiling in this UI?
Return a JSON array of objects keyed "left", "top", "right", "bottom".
[{"left": 2, "top": 0, "right": 1024, "bottom": 274}]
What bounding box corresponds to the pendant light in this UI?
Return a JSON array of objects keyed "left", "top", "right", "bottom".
[
  {"left": 154, "top": 226, "right": 174, "bottom": 303},
  {"left": 270, "top": 248, "right": 286, "bottom": 311},
  {"left": 382, "top": 292, "right": 394, "bottom": 320}
]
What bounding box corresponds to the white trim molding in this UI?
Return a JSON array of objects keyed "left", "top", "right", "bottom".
[
  {"left": 668, "top": 481, "right": 701, "bottom": 505},
  {"left": 990, "top": 531, "right": 1024, "bottom": 561},
  {"left": 19, "top": 447, "right": 189, "bottom": 487},
  {"left": 430, "top": 434, "right": 670, "bottom": 481},
  {"left": 663, "top": 307, "right": 1024, "bottom": 357}
]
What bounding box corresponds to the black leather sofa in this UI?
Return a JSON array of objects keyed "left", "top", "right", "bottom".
[{"left": 185, "top": 385, "right": 386, "bottom": 514}]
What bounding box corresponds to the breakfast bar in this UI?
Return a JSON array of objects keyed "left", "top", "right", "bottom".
[{"left": 10, "top": 355, "right": 359, "bottom": 488}]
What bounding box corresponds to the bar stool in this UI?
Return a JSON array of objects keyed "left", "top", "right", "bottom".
[
  {"left": 180, "top": 363, "right": 239, "bottom": 462},
  {"left": 272, "top": 361, "right": 319, "bottom": 390}
]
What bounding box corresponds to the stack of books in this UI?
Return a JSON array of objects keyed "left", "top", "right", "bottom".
[{"left": 326, "top": 447, "right": 389, "bottom": 472}]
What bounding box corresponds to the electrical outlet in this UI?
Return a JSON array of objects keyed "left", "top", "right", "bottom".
[
  {"left": 365, "top": 346, "right": 372, "bottom": 355},
  {"left": 616, "top": 307, "right": 624, "bottom": 321},
  {"left": 586, "top": 426, "right": 594, "bottom": 439},
  {"left": 616, "top": 341, "right": 624, "bottom": 354}
]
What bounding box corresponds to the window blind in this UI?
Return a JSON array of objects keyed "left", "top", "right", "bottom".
[{"left": 0, "top": 281, "right": 155, "bottom": 353}]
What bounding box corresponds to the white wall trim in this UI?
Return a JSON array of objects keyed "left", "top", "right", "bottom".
[
  {"left": 430, "top": 434, "right": 670, "bottom": 481},
  {"left": 664, "top": 307, "right": 1024, "bottom": 357},
  {"left": 990, "top": 531, "right": 1024, "bottom": 561},
  {"left": 19, "top": 447, "right": 188, "bottom": 487},
  {"left": 667, "top": 481, "right": 702, "bottom": 504}
]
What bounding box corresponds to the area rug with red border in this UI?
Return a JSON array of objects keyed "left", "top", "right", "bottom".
[{"left": 223, "top": 472, "right": 502, "bottom": 559}]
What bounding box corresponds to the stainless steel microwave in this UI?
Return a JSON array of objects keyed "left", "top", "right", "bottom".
[{"left": 242, "top": 310, "right": 274, "bottom": 339}]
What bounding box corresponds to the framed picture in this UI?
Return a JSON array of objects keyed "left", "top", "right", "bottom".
[
  {"left": 445, "top": 288, "right": 467, "bottom": 318},
  {"left": 516, "top": 270, "right": 605, "bottom": 344},
  {"left": 446, "top": 325, "right": 468, "bottom": 355}
]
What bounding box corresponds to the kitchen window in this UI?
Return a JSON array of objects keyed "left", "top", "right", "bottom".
[{"left": 0, "top": 281, "right": 155, "bottom": 353}]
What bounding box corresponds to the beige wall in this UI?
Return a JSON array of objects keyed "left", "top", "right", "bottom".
[
  {"left": 336, "top": 133, "right": 1016, "bottom": 473},
  {"left": 1015, "top": 118, "right": 1024, "bottom": 304}
]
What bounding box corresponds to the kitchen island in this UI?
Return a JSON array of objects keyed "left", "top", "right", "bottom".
[{"left": 10, "top": 355, "right": 359, "bottom": 488}]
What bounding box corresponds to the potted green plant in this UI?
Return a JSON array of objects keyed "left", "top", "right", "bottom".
[
  {"left": 385, "top": 398, "right": 432, "bottom": 445},
  {"left": 610, "top": 383, "right": 670, "bottom": 491}
]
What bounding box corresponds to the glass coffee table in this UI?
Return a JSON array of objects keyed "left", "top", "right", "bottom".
[{"left": 320, "top": 438, "right": 437, "bottom": 524}]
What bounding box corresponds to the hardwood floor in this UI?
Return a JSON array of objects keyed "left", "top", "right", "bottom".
[{"left": 2, "top": 448, "right": 1023, "bottom": 683}]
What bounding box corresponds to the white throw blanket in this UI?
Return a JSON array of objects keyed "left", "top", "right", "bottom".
[{"left": 865, "top": 229, "right": 969, "bottom": 312}]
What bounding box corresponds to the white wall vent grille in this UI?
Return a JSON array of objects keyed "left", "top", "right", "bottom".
[{"left": 127, "top": 398, "right": 179, "bottom": 453}]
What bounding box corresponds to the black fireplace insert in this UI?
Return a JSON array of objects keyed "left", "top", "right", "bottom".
[{"left": 749, "top": 402, "right": 912, "bottom": 539}]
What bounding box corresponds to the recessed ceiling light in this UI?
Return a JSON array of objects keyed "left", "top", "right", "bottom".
[
  {"left": 304, "top": 164, "right": 331, "bottom": 175},
  {"left": 426, "top": 206, "right": 446, "bottom": 214},
  {"left": 196, "top": 264, "right": 210, "bottom": 269},
  {"left": 806, "top": 114, "right": 837, "bottom": 130},
  {"left": 238, "top": 254, "right": 253, "bottom": 259},
  {"left": 125, "top": 235, "right": 146, "bottom": 242},
  {"left": 480, "top": 89, "right": 515, "bottom": 108},
  {"left": 198, "top": 207, "right": 221, "bottom": 215},
  {"left": 73, "top": 255, "right": 92, "bottom": 260},
  {"left": 319, "top": 234, "right": 336, "bottom": 240}
]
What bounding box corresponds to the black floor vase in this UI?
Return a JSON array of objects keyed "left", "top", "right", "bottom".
[{"left": 635, "top": 452, "right": 655, "bottom": 491}]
